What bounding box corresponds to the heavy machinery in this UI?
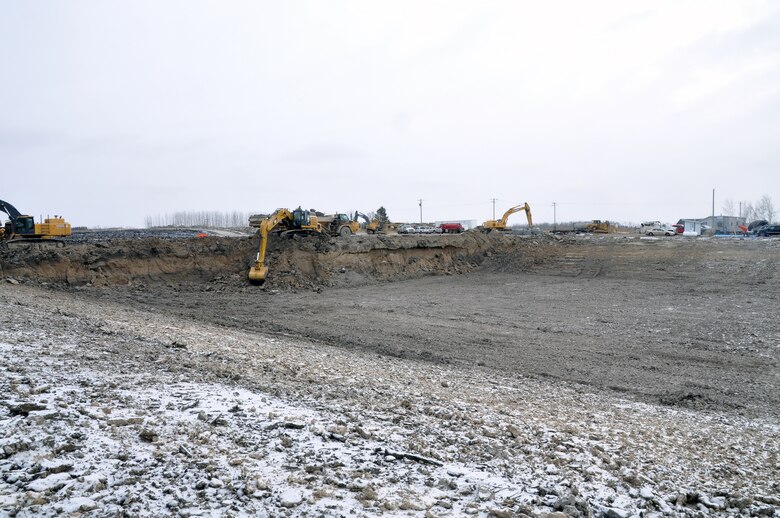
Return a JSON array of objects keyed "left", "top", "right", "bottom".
[
  {"left": 584, "top": 220, "right": 615, "bottom": 233},
  {"left": 248, "top": 207, "right": 323, "bottom": 283},
  {"left": 354, "top": 211, "right": 381, "bottom": 234},
  {"left": 0, "top": 199, "right": 71, "bottom": 244},
  {"left": 248, "top": 207, "right": 359, "bottom": 283},
  {"left": 318, "top": 213, "right": 360, "bottom": 237},
  {"left": 481, "top": 202, "right": 533, "bottom": 232}
]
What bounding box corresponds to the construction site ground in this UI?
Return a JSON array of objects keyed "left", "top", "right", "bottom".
[{"left": 1, "top": 231, "right": 779, "bottom": 516}]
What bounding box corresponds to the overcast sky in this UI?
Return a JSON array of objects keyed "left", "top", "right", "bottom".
[{"left": 1, "top": 1, "right": 778, "bottom": 227}]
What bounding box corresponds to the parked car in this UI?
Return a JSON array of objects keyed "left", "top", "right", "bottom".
[
  {"left": 397, "top": 225, "right": 416, "bottom": 234},
  {"left": 645, "top": 227, "right": 675, "bottom": 236},
  {"left": 415, "top": 226, "right": 437, "bottom": 234},
  {"left": 756, "top": 224, "right": 780, "bottom": 237}
]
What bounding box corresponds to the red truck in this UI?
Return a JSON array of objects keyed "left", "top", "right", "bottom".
[{"left": 438, "top": 222, "right": 464, "bottom": 234}]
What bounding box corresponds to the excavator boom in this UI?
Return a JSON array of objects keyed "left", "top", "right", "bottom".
[
  {"left": 248, "top": 208, "right": 294, "bottom": 283},
  {"left": 0, "top": 199, "right": 23, "bottom": 220},
  {"left": 482, "top": 202, "right": 532, "bottom": 230}
]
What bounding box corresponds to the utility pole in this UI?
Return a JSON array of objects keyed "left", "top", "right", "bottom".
[
  {"left": 739, "top": 201, "right": 742, "bottom": 219},
  {"left": 418, "top": 199, "right": 423, "bottom": 224},
  {"left": 491, "top": 198, "right": 497, "bottom": 220},
  {"left": 552, "top": 202, "right": 557, "bottom": 230},
  {"left": 712, "top": 188, "right": 715, "bottom": 225}
]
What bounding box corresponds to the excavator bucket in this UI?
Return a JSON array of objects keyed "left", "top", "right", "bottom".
[{"left": 248, "top": 265, "right": 268, "bottom": 284}]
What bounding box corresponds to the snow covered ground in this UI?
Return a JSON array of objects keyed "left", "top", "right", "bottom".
[{"left": 1, "top": 284, "right": 778, "bottom": 517}]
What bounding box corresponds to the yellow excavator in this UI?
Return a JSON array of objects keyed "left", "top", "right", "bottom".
[
  {"left": 481, "top": 202, "right": 533, "bottom": 232},
  {"left": 248, "top": 207, "right": 322, "bottom": 283},
  {"left": 354, "top": 211, "right": 381, "bottom": 234},
  {"left": 1, "top": 199, "right": 71, "bottom": 244}
]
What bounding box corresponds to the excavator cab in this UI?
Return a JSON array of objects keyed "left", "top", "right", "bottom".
[
  {"left": 292, "top": 207, "right": 311, "bottom": 229},
  {"left": 11, "top": 216, "right": 35, "bottom": 236}
]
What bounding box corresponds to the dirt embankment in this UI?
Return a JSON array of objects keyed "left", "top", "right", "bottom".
[{"left": 0, "top": 232, "right": 559, "bottom": 289}]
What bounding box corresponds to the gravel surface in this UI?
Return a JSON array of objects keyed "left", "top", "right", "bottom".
[
  {"left": 1, "top": 232, "right": 779, "bottom": 516},
  {"left": 1, "top": 282, "right": 779, "bottom": 517}
]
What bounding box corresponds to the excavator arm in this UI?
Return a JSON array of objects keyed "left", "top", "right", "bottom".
[
  {"left": 499, "top": 203, "right": 532, "bottom": 226},
  {"left": 248, "top": 208, "right": 294, "bottom": 283},
  {"left": 0, "top": 199, "right": 22, "bottom": 221},
  {"left": 483, "top": 202, "right": 532, "bottom": 230}
]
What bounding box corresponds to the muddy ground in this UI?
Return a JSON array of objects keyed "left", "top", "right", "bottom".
[
  {"left": 4, "top": 232, "right": 777, "bottom": 419},
  {"left": 2, "top": 231, "right": 780, "bottom": 516}
]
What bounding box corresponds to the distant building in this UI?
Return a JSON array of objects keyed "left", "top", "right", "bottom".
[{"left": 677, "top": 215, "right": 746, "bottom": 233}]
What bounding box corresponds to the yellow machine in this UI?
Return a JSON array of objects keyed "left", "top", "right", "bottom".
[
  {"left": 354, "top": 211, "right": 381, "bottom": 234},
  {"left": 585, "top": 220, "right": 615, "bottom": 233},
  {"left": 1, "top": 199, "right": 71, "bottom": 242},
  {"left": 482, "top": 202, "right": 533, "bottom": 231},
  {"left": 248, "top": 207, "right": 323, "bottom": 283},
  {"left": 248, "top": 206, "right": 361, "bottom": 284},
  {"left": 318, "top": 213, "right": 360, "bottom": 237}
]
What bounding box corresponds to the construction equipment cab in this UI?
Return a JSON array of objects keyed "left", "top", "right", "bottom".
[{"left": 482, "top": 203, "right": 532, "bottom": 231}]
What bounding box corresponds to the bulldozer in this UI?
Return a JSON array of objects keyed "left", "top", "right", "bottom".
[
  {"left": 584, "top": 220, "right": 615, "bottom": 233},
  {"left": 481, "top": 202, "right": 533, "bottom": 232},
  {"left": 1, "top": 199, "right": 71, "bottom": 244}
]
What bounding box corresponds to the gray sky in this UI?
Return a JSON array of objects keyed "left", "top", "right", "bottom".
[{"left": 2, "top": 1, "right": 778, "bottom": 227}]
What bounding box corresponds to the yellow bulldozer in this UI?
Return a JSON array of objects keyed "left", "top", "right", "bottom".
[
  {"left": 481, "top": 202, "right": 533, "bottom": 232},
  {"left": 584, "top": 220, "right": 615, "bottom": 233}
]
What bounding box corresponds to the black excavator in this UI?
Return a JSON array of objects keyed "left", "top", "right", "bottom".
[{"left": 0, "top": 199, "right": 71, "bottom": 244}]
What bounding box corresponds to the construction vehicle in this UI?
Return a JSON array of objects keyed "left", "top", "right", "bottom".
[
  {"left": 584, "top": 220, "right": 615, "bottom": 233},
  {"left": 248, "top": 207, "right": 359, "bottom": 283},
  {"left": 248, "top": 207, "right": 324, "bottom": 283},
  {"left": 354, "top": 212, "right": 381, "bottom": 234},
  {"left": 438, "top": 222, "right": 464, "bottom": 233},
  {"left": 481, "top": 202, "right": 533, "bottom": 232},
  {"left": 249, "top": 209, "right": 358, "bottom": 237},
  {"left": 318, "top": 213, "right": 360, "bottom": 237},
  {"left": 1, "top": 199, "right": 71, "bottom": 244}
]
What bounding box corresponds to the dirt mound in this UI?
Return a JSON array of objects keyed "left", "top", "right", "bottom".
[{"left": 0, "top": 231, "right": 560, "bottom": 289}]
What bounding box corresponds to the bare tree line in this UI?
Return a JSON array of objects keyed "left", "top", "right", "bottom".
[
  {"left": 722, "top": 195, "right": 776, "bottom": 223},
  {"left": 144, "top": 211, "right": 251, "bottom": 228}
]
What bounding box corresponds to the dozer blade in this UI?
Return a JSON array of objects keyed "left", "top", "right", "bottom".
[{"left": 248, "top": 265, "right": 268, "bottom": 284}]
